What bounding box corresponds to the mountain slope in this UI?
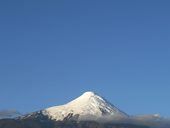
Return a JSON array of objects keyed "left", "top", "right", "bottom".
[
  {"left": 42, "top": 91, "right": 128, "bottom": 121},
  {"left": 0, "top": 91, "right": 161, "bottom": 128}
]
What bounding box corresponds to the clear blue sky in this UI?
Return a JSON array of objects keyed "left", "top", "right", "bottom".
[{"left": 0, "top": 0, "right": 170, "bottom": 117}]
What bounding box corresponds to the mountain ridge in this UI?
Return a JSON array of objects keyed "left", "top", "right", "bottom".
[
  {"left": 41, "top": 91, "right": 128, "bottom": 121},
  {"left": 0, "top": 91, "right": 169, "bottom": 128}
]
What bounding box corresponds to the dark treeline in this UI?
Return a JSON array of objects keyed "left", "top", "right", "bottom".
[{"left": 0, "top": 118, "right": 149, "bottom": 128}]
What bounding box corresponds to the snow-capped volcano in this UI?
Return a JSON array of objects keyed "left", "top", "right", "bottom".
[{"left": 42, "top": 91, "right": 128, "bottom": 121}]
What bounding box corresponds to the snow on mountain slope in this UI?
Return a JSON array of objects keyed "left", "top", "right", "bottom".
[{"left": 42, "top": 91, "right": 128, "bottom": 121}]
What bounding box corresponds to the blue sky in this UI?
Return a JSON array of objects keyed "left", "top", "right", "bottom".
[{"left": 0, "top": 0, "right": 170, "bottom": 117}]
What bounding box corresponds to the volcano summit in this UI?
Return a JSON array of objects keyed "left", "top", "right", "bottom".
[{"left": 42, "top": 91, "right": 128, "bottom": 121}]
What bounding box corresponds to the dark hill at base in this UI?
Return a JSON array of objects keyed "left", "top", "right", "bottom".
[{"left": 0, "top": 118, "right": 150, "bottom": 128}]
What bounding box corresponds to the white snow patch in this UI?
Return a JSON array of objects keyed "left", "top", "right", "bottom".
[{"left": 42, "top": 91, "right": 128, "bottom": 121}]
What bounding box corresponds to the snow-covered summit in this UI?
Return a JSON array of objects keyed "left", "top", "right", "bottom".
[{"left": 42, "top": 91, "right": 128, "bottom": 121}]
